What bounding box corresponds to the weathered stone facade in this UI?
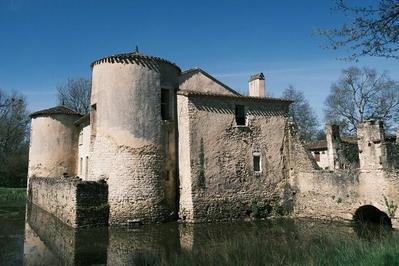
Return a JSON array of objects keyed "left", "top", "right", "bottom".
[{"left": 177, "top": 91, "right": 292, "bottom": 221}]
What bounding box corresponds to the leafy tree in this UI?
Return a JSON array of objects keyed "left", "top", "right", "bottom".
[
  {"left": 57, "top": 78, "right": 91, "bottom": 114},
  {"left": 0, "top": 90, "right": 30, "bottom": 187},
  {"left": 325, "top": 66, "right": 399, "bottom": 133},
  {"left": 318, "top": 0, "right": 399, "bottom": 60},
  {"left": 282, "top": 86, "right": 320, "bottom": 141}
]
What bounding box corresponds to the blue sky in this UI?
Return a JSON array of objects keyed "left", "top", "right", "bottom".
[{"left": 1, "top": 0, "right": 398, "bottom": 125}]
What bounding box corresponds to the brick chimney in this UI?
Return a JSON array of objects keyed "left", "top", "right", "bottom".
[{"left": 248, "top": 73, "right": 265, "bottom": 97}]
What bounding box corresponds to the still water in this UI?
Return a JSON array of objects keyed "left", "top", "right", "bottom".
[{"left": 1, "top": 202, "right": 399, "bottom": 266}]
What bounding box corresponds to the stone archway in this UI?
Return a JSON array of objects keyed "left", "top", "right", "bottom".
[{"left": 353, "top": 205, "right": 392, "bottom": 227}]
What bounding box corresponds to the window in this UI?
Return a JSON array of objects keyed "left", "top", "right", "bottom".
[
  {"left": 85, "top": 156, "right": 89, "bottom": 179},
  {"left": 80, "top": 157, "right": 83, "bottom": 175},
  {"left": 161, "top": 89, "right": 170, "bottom": 120},
  {"left": 235, "top": 105, "right": 246, "bottom": 126},
  {"left": 79, "top": 132, "right": 83, "bottom": 145},
  {"left": 314, "top": 152, "right": 320, "bottom": 162},
  {"left": 253, "top": 152, "right": 261, "bottom": 173},
  {"left": 91, "top": 104, "right": 97, "bottom": 135}
]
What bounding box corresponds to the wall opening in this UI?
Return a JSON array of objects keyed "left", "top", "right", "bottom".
[
  {"left": 161, "top": 88, "right": 170, "bottom": 120},
  {"left": 235, "top": 104, "right": 246, "bottom": 126},
  {"left": 353, "top": 205, "right": 392, "bottom": 227},
  {"left": 314, "top": 151, "right": 320, "bottom": 162},
  {"left": 253, "top": 152, "right": 261, "bottom": 173},
  {"left": 85, "top": 156, "right": 89, "bottom": 180}
]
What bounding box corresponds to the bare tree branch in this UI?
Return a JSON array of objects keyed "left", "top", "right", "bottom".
[{"left": 325, "top": 66, "right": 399, "bottom": 133}]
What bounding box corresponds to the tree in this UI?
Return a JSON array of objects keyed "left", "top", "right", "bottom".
[
  {"left": 318, "top": 0, "right": 399, "bottom": 60},
  {"left": 0, "top": 90, "right": 30, "bottom": 187},
  {"left": 282, "top": 86, "right": 320, "bottom": 141},
  {"left": 57, "top": 78, "right": 91, "bottom": 114},
  {"left": 325, "top": 66, "right": 399, "bottom": 133}
]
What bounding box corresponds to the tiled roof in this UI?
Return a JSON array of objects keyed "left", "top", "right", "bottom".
[
  {"left": 30, "top": 106, "right": 82, "bottom": 118},
  {"left": 177, "top": 90, "right": 293, "bottom": 103},
  {"left": 306, "top": 140, "right": 327, "bottom": 151},
  {"left": 307, "top": 136, "right": 358, "bottom": 151},
  {"left": 249, "top": 73, "right": 265, "bottom": 81},
  {"left": 180, "top": 68, "right": 241, "bottom": 96},
  {"left": 91, "top": 51, "right": 181, "bottom": 72}
]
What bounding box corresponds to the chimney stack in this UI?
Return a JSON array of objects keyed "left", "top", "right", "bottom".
[{"left": 248, "top": 73, "right": 265, "bottom": 97}]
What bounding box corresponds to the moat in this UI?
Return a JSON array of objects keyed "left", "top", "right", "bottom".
[{"left": 1, "top": 202, "right": 399, "bottom": 265}]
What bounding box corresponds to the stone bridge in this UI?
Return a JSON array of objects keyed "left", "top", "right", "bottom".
[{"left": 290, "top": 120, "right": 399, "bottom": 227}]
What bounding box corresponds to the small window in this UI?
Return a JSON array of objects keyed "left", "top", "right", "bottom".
[
  {"left": 91, "top": 104, "right": 97, "bottom": 135},
  {"left": 235, "top": 105, "right": 246, "bottom": 126},
  {"left": 253, "top": 152, "right": 261, "bottom": 172},
  {"left": 314, "top": 152, "right": 320, "bottom": 162},
  {"left": 161, "top": 89, "right": 170, "bottom": 120},
  {"left": 85, "top": 156, "right": 89, "bottom": 179},
  {"left": 80, "top": 157, "right": 83, "bottom": 175},
  {"left": 79, "top": 132, "right": 83, "bottom": 145}
]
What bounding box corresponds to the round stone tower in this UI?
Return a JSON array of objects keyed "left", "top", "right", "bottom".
[
  {"left": 28, "top": 106, "right": 82, "bottom": 178},
  {"left": 90, "top": 50, "right": 180, "bottom": 224}
]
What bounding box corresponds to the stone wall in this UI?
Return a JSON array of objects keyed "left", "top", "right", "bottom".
[
  {"left": 288, "top": 122, "right": 399, "bottom": 226},
  {"left": 177, "top": 93, "right": 293, "bottom": 222},
  {"left": 28, "top": 177, "right": 108, "bottom": 228}
]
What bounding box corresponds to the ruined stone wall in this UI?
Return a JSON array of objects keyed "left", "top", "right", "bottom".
[
  {"left": 288, "top": 123, "right": 399, "bottom": 226},
  {"left": 177, "top": 94, "right": 293, "bottom": 222},
  {"left": 28, "top": 177, "right": 108, "bottom": 228},
  {"left": 28, "top": 114, "right": 80, "bottom": 179},
  {"left": 90, "top": 58, "right": 179, "bottom": 224}
]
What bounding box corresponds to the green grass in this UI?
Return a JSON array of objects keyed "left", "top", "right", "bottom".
[
  {"left": 0, "top": 187, "right": 26, "bottom": 202},
  {"left": 130, "top": 226, "right": 399, "bottom": 266}
]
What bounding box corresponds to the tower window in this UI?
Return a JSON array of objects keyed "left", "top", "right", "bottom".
[
  {"left": 253, "top": 152, "right": 261, "bottom": 173},
  {"left": 235, "top": 105, "right": 246, "bottom": 126},
  {"left": 161, "top": 89, "right": 170, "bottom": 120}
]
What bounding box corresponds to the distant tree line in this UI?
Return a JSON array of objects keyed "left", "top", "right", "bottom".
[{"left": 0, "top": 90, "right": 29, "bottom": 187}]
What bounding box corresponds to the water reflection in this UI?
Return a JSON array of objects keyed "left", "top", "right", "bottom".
[{"left": 22, "top": 203, "right": 398, "bottom": 265}]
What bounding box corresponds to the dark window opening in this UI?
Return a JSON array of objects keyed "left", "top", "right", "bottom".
[
  {"left": 91, "top": 104, "right": 97, "bottom": 135},
  {"left": 314, "top": 152, "right": 320, "bottom": 162},
  {"left": 235, "top": 105, "right": 246, "bottom": 126},
  {"left": 161, "top": 89, "right": 170, "bottom": 120},
  {"left": 253, "top": 154, "right": 261, "bottom": 172}
]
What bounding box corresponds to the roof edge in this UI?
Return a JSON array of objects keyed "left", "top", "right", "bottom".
[{"left": 180, "top": 68, "right": 241, "bottom": 96}]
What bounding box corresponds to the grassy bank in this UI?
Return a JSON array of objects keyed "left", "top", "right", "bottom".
[
  {"left": 133, "top": 227, "right": 399, "bottom": 266},
  {"left": 0, "top": 188, "right": 26, "bottom": 202}
]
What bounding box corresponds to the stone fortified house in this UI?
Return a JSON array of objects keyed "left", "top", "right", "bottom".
[{"left": 27, "top": 50, "right": 399, "bottom": 228}]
